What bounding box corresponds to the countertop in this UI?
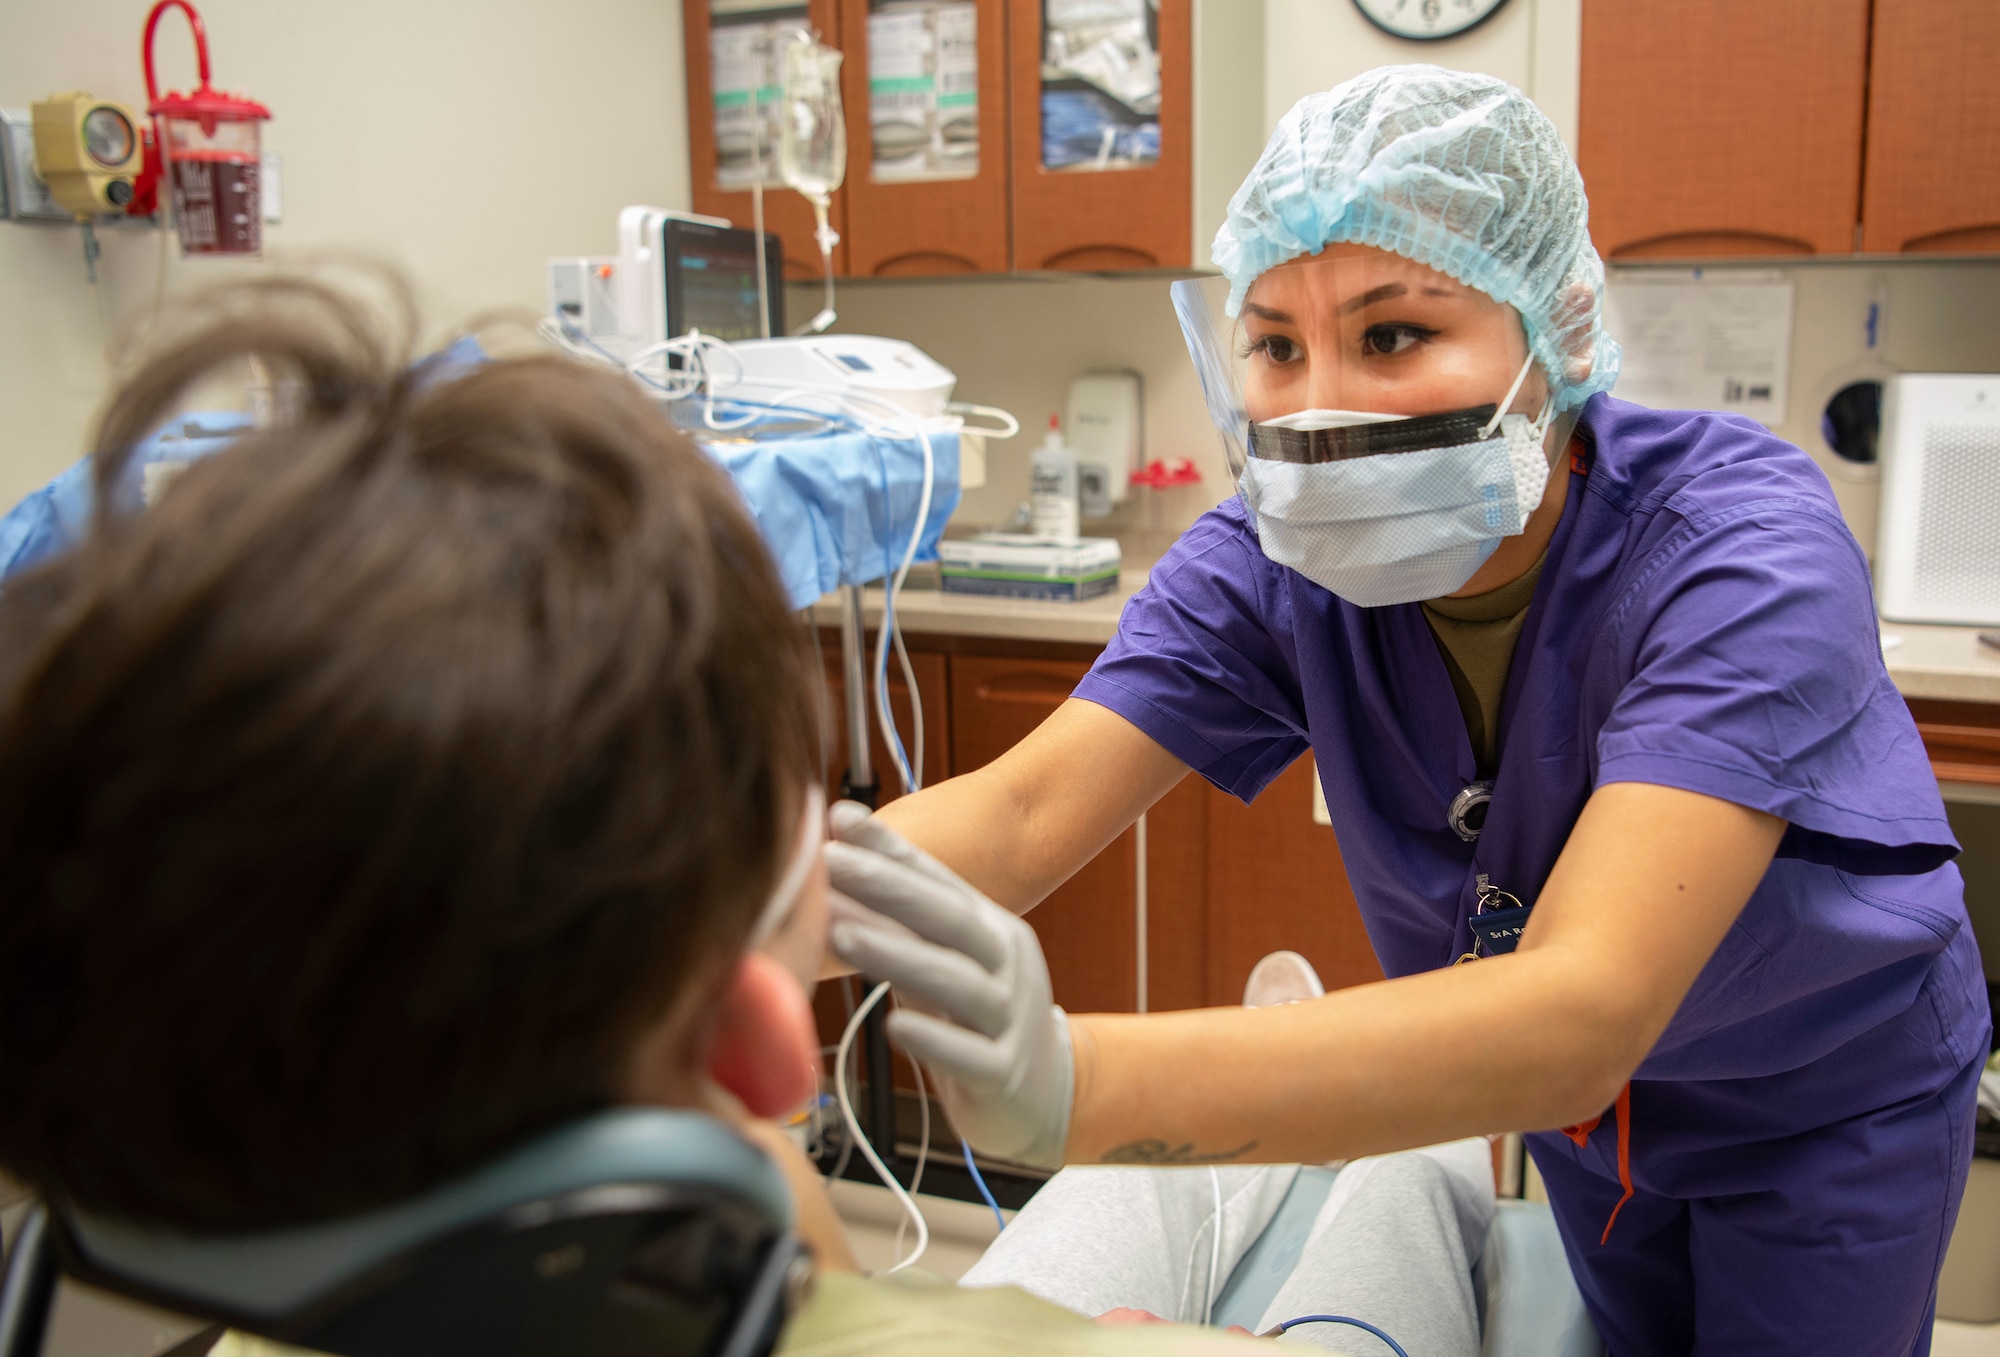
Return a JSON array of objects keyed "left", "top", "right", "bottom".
[
  {"left": 812, "top": 567, "right": 1146, "bottom": 648},
  {"left": 815, "top": 575, "right": 2000, "bottom": 707},
  {"left": 1880, "top": 621, "right": 2000, "bottom": 704}
]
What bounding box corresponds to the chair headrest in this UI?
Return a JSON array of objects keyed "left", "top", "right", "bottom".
[{"left": 65, "top": 1109, "right": 791, "bottom": 1321}]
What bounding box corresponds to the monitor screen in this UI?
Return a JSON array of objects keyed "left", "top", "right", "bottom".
[{"left": 662, "top": 219, "right": 784, "bottom": 343}]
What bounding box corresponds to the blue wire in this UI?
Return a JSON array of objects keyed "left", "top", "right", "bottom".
[
  {"left": 1274, "top": 1315, "right": 1409, "bottom": 1356},
  {"left": 961, "top": 1140, "right": 1006, "bottom": 1233}
]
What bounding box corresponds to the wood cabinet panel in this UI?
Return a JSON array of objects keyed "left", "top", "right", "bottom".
[
  {"left": 951, "top": 654, "right": 1136, "bottom": 1013},
  {"left": 1908, "top": 698, "right": 2000, "bottom": 787},
  {"left": 1142, "top": 772, "right": 1208, "bottom": 1012},
  {"left": 1861, "top": 0, "right": 2000, "bottom": 254},
  {"left": 1203, "top": 757, "right": 1382, "bottom": 1006},
  {"left": 840, "top": 0, "right": 1012, "bottom": 277},
  {"left": 1006, "top": 0, "right": 1191, "bottom": 271},
  {"left": 1578, "top": 0, "right": 1869, "bottom": 259},
  {"left": 820, "top": 643, "right": 951, "bottom": 805},
  {"left": 683, "top": 0, "right": 850, "bottom": 280}
]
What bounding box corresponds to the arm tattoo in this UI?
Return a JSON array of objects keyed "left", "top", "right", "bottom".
[{"left": 1100, "top": 1138, "right": 1259, "bottom": 1166}]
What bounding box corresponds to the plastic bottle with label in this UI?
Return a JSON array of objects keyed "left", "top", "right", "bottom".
[{"left": 1029, "top": 413, "right": 1080, "bottom": 541}]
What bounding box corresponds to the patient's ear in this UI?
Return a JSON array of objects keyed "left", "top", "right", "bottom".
[{"left": 708, "top": 952, "right": 820, "bottom": 1117}]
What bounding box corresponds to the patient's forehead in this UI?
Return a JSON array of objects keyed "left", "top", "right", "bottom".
[{"left": 1245, "top": 246, "right": 1491, "bottom": 315}]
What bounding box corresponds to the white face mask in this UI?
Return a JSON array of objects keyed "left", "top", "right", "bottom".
[{"left": 1239, "top": 352, "right": 1553, "bottom": 607}]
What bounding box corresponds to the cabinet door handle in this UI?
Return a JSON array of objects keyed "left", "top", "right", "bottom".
[
  {"left": 1607, "top": 230, "right": 1814, "bottom": 259},
  {"left": 1900, "top": 224, "right": 2000, "bottom": 253},
  {"left": 867, "top": 250, "right": 981, "bottom": 277},
  {"left": 1037, "top": 243, "right": 1159, "bottom": 271}
]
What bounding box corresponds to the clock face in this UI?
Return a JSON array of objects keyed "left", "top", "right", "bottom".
[{"left": 1352, "top": 0, "right": 1511, "bottom": 41}]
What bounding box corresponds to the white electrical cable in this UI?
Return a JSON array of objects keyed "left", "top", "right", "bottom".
[
  {"left": 827, "top": 978, "right": 860, "bottom": 1185},
  {"left": 836, "top": 981, "right": 929, "bottom": 1272},
  {"left": 943, "top": 402, "right": 1021, "bottom": 440},
  {"left": 893, "top": 1036, "right": 932, "bottom": 1262}
]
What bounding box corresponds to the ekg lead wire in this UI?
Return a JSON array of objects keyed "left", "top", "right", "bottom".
[
  {"left": 835, "top": 981, "right": 928, "bottom": 1271},
  {"left": 1269, "top": 1315, "right": 1411, "bottom": 1356}
]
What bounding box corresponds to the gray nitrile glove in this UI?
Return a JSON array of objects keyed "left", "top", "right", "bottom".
[{"left": 824, "top": 801, "right": 1073, "bottom": 1170}]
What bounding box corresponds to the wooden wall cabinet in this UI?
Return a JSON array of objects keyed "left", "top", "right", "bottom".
[
  {"left": 1579, "top": 0, "right": 1870, "bottom": 259},
  {"left": 1581, "top": 0, "right": 2000, "bottom": 261},
  {"left": 1860, "top": 0, "right": 2000, "bottom": 255},
  {"left": 1907, "top": 698, "right": 2000, "bottom": 788},
  {"left": 1203, "top": 757, "right": 1383, "bottom": 1001},
  {"left": 683, "top": 0, "right": 851, "bottom": 280},
  {"left": 1005, "top": 0, "right": 1192, "bottom": 271},
  {"left": 951, "top": 654, "right": 1141, "bottom": 1012},
  {"left": 685, "top": 1, "right": 1264, "bottom": 278},
  {"left": 838, "top": 1, "right": 1012, "bottom": 276}
]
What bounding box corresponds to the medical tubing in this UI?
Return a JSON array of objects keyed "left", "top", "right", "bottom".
[
  {"left": 891, "top": 622, "right": 924, "bottom": 786},
  {"left": 876, "top": 418, "right": 932, "bottom": 797},
  {"left": 893, "top": 1033, "right": 931, "bottom": 1261},
  {"left": 962, "top": 1141, "right": 1007, "bottom": 1232},
  {"left": 835, "top": 981, "right": 929, "bottom": 1271},
  {"left": 1272, "top": 1316, "right": 1411, "bottom": 1357},
  {"left": 868, "top": 441, "right": 917, "bottom": 795},
  {"left": 855, "top": 392, "right": 934, "bottom": 798}
]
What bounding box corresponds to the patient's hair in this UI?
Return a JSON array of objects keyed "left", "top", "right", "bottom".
[{"left": 0, "top": 276, "right": 819, "bottom": 1231}]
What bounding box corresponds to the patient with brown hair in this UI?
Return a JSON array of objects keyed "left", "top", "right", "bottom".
[{"left": 0, "top": 276, "right": 1263, "bottom": 1357}]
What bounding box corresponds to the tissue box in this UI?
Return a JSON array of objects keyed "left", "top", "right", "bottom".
[{"left": 938, "top": 534, "right": 1122, "bottom": 603}]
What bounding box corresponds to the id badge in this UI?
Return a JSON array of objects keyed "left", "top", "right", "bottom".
[{"left": 1467, "top": 904, "right": 1532, "bottom": 956}]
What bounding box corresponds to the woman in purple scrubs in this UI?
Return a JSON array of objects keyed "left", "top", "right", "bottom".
[{"left": 827, "top": 66, "right": 1985, "bottom": 1354}]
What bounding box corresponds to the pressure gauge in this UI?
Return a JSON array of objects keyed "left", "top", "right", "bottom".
[
  {"left": 1351, "top": 0, "right": 1511, "bottom": 41},
  {"left": 30, "top": 92, "right": 144, "bottom": 220},
  {"left": 81, "top": 106, "right": 137, "bottom": 168}
]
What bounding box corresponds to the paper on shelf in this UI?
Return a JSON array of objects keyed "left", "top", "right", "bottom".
[{"left": 1603, "top": 270, "right": 1795, "bottom": 428}]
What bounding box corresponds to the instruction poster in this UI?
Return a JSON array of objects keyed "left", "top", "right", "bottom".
[{"left": 1602, "top": 272, "right": 1795, "bottom": 428}]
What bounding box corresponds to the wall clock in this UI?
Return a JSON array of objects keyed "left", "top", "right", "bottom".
[{"left": 1352, "top": 0, "right": 1512, "bottom": 41}]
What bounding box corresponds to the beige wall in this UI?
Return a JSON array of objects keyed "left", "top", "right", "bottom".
[
  {"left": 1637, "top": 259, "right": 2000, "bottom": 560},
  {"left": 9, "top": 0, "right": 1999, "bottom": 560},
  {"left": 0, "top": 0, "right": 694, "bottom": 511},
  {"left": 1263, "top": 0, "right": 1580, "bottom": 148}
]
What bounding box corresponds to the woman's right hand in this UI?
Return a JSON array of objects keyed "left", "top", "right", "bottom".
[{"left": 824, "top": 801, "right": 1073, "bottom": 1170}]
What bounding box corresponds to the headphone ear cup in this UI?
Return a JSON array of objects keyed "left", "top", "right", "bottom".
[{"left": 709, "top": 953, "right": 821, "bottom": 1117}]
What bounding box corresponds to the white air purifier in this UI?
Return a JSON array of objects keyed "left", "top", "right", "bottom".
[{"left": 1876, "top": 373, "right": 2000, "bottom": 627}]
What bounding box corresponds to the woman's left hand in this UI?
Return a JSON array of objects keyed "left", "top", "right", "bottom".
[{"left": 825, "top": 801, "right": 1074, "bottom": 1169}]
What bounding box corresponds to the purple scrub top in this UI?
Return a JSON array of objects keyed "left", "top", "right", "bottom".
[{"left": 1076, "top": 395, "right": 1986, "bottom": 1140}]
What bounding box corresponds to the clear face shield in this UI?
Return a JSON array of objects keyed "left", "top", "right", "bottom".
[{"left": 1170, "top": 254, "right": 1577, "bottom": 606}]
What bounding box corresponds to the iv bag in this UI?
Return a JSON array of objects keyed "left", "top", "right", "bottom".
[{"left": 778, "top": 34, "right": 846, "bottom": 203}]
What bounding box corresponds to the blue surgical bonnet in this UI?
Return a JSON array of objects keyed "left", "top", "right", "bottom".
[{"left": 1214, "top": 65, "right": 1620, "bottom": 412}]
